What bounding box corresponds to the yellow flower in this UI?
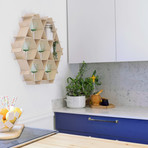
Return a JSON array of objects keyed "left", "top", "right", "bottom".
[{"left": 91, "top": 75, "right": 96, "bottom": 83}]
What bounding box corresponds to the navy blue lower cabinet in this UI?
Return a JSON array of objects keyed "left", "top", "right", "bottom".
[{"left": 55, "top": 112, "right": 148, "bottom": 144}]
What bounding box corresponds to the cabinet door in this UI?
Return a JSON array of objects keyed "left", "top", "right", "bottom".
[
  {"left": 68, "top": 0, "right": 116, "bottom": 63},
  {"left": 116, "top": 0, "right": 148, "bottom": 62},
  {"left": 55, "top": 112, "right": 148, "bottom": 144}
]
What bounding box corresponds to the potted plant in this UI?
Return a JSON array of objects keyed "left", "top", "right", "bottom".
[{"left": 65, "top": 62, "right": 101, "bottom": 108}]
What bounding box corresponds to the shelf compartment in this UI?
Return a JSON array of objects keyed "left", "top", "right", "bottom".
[
  {"left": 41, "top": 17, "right": 48, "bottom": 27},
  {"left": 17, "top": 60, "right": 31, "bottom": 74},
  {"left": 23, "top": 70, "right": 44, "bottom": 82},
  {"left": 17, "top": 27, "right": 30, "bottom": 37},
  {"left": 46, "top": 18, "right": 56, "bottom": 32},
  {"left": 12, "top": 37, "right": 25, "bottom": 49},
  {"left": 36, "top": 50, "right": 50, "bottom": 60},
  {"left": 43, "top": 69, "right": 57, "bottom": 80},
  {"left": 54, "top": 51, "right": 63, "bottom": 61},
  {"left": 55, "top": 43, "right": 63, "bottom": 52},
  {"left": 19, "top": 17, "right": 32, "bottom": 27},
  {"left": 23, "top": 73, "right": 34, "bottom": 81},
  {"left": 48, "top": 53, "right": 54, "bottom": 60},
  {"left": 31, "top": 59, "right": 44, "bottom": 70},
  {"left": 37, "top": 39, "right": 51, "bottom": 51},
  {"left": 12, "top": 37, "right": 36, "bottom": 51},
  {"left": 21, "top": 59, "right": 44, "bottom": 73},
  {"left": 35, "top": 39, "right": 51, "bottom": 60},
  {"left": 32, "top": 29, "right": 44, "bottom": 40},
  {"left": 33, "top": 70, "right": 44, "bottom": 81},
  {"left": 29, "top": 16, "right": 44, "bottom": 40},
  {"left": 20, "top": 14, "right": 42, "bottom": 27},
  {"left": 48, "top": 41, "right": 53, "bottom": 47},
  {"left": 41, "top": 31, "right": 47, "bottom": 39},
  {"left": 42, "top": 60, "right": 57, "bottom": 70},
  {"left": 14, "top": 50, "right": 37, "bottom": 60},
  {"left": 16, "top": 28, "right": 32, "bottom": 38},
  {"left": 46, "top": 18, "right": 53, "bottom": 24},
  {"left": 31, "top": 17, "right": 44, "bottom": 30}
]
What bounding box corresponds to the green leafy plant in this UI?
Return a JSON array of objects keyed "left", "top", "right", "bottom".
[
  {"left": 53, "top": 41, "right": 58, "bottom": 59},
  {"left": 66, "top": 62, "right": 101, "bottom": 97}
]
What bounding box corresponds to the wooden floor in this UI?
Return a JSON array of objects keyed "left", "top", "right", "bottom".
[{"left": 21, "top": 133, "right": 148, "bottom": 148}]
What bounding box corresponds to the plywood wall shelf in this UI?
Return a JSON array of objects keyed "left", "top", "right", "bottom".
[
  {"left": 12, "top": 13, "right": 63, "bottom": 84},
  {"left": 43, "top": 69, "right": 57, "bottom": 81}
]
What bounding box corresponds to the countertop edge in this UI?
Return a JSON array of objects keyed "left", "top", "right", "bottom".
[{"left": 53, "top": 106, "right": 148, "bottom": 120}]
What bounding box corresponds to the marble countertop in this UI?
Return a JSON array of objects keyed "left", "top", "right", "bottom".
[{"left": 53, "top": 106, "right": 148, "bottom": 120}]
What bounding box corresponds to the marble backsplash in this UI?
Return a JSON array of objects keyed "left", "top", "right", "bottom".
[{"left": 84, "top": 61, "right": 148, "bottom": 107}]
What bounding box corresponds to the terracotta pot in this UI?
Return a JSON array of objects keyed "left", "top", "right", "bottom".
[{"left": 91, "top": 95, "right": 102, "bottom": 106}]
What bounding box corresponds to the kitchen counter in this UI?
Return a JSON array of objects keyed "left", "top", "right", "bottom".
[{"left": 53, "top": 106, "right": 148, "bottom": 120}]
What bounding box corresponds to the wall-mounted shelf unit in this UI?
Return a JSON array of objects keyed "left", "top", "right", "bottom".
[{"left": 12, "top": 14, "right": 63, "bottom": 84}]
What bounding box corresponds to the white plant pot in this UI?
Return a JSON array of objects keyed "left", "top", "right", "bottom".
[{"left": 65, "top": 96, "right": 86, "bottom": 109}]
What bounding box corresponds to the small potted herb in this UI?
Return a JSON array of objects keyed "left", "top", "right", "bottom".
[
  {"left": 53, "top": 41, "right": 58, "bottom": 59},
  {"left": 65, "top": 62, "right": 101, "bottom": 108}
]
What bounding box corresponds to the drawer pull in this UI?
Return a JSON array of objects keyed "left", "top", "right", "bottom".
[{"left": 88, "top": 117, "right": 118, "bottom": 124}]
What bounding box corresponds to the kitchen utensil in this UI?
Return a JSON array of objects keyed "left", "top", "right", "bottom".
[
  {"left": 95, "top": 89, "right": 103, "bottom": 96},
  {"left": 91, "top": 95, "right": 101, "bottom": 106}
]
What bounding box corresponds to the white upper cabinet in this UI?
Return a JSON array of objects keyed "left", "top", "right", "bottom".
[
  {"left": 116, "top": 0, "right": 148, "bottom": 62},
  {"left": 67, "top": 0, "right": 116, "bottom": 64}
]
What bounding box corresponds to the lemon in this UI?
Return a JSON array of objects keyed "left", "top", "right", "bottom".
[
  {"left": 6, "top": 111, "right": 16, "bottom": 124},
  {"left": 0, "top": 108, "right": 9, "bottom": 120},
  {"left": 10, "top": 107, "right": 22, "bottom": 118},
  {"left": 2, "top": 119, "right": 6, "bottom": 123}
]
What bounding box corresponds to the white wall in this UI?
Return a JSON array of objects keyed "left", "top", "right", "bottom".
[{"left": 0, "top": 0, "right": 79, "bottom": 129}]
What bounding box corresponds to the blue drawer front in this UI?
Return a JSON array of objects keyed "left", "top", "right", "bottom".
[{"left": 55, "top": 112, "right": 148, "bottom": 144}]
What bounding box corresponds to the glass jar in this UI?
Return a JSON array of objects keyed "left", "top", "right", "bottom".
[
  {"left": 45, "top": 23, "right": 53, "bottom": 41},
  {"left": 45, "top": 63, "right": 51, "bottom": 73},
  {"left": 30, "top": 21, "right": 37, "bottom": 39},
  {"left": 31, "top": 63, "right": 37, "bottom": 80},
  {"left": 23, "top": 41, "right": 29, "bottom": 59}
]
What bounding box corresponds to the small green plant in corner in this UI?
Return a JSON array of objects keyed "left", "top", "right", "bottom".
[
  {"left": 53, "top": 41, "right": 58, "bottom": 59},
  {"left": 66, "top": 61, "right": 101, "bottom": 98}
]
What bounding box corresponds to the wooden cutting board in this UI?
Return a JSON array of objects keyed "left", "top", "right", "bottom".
[
  {"left": 0, "top": 124, "right": 24, "bottom": 140},
  {"left": 22, "top": 133, "right": 148, "bottom": 148}
]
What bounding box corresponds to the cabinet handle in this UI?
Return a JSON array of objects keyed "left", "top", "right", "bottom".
[{"left": 88, "top": 117, "right": 118, "bottom": 124}]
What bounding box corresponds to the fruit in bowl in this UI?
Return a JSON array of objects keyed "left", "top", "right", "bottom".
[
  {"left": 0, "top": 108, "right": 9, "bottom": 120},
  {"left": 0, "top": 107, "right": 22, "bottom": 132}
]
